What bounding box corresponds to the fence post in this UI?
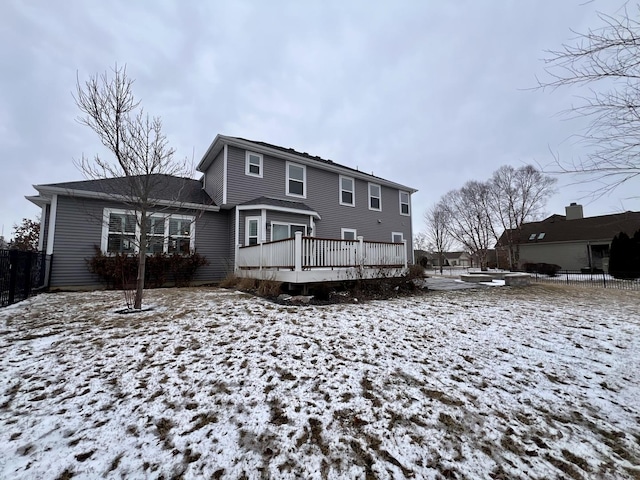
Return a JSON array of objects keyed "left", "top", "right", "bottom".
[
  {"left": 7, "top": 250, "right": 18, "bottom": 305},
  {"left": 357, "top": 236, "right": 364, "bottom": 267},
  {"left": 565, "top": 270, "right": 569, "bottom": 285},
  {"left": 602, "top": 272, "right": 606, "bottom": 288},
  {"left": 294, "top": 231, "right": 302, "bottom": 272},
  {"left": 402, "top": 239, "right": 408, "bottom": 269}
]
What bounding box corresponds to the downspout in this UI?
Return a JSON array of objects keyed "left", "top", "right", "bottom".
[{"left": 234, "top": 207, "right": 239, "bottom": 272}]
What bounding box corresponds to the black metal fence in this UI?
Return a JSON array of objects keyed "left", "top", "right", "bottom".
[
  {"left": 531, "top": 270, "right": 640, "bottom": 291},
  {"left": 0, "top": 250, "right": 51, "bottom": 307}
]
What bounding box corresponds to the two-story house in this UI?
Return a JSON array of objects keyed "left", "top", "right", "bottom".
[{"left": 27, "top": 135, "right": 417, "bottom": 289}]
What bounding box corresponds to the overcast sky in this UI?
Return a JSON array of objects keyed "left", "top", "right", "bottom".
[{"left": 1, "top": 0, "right": 637, "bottom": 242}]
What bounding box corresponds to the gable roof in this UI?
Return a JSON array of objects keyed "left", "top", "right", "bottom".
[
  {"left": 197, "top": 135, "right": 417, "bottom": 193},
  {"left": 497, "top": 211, "right": 640, "bottom": 246},
  {"left": 28, "top": 174, "right": 218, "bottom": 211}
]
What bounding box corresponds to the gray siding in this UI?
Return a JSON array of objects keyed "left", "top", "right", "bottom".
[
  {"left": 203, "top": 149, "right": 224, "bottom": 206},
  {"left": 50, "top": 196, "right": 229, "bottom": 288},
  {"left": 223, "top": 145, "right": 412, "bottom": 258},
  {"left": 519, "top": 242, "right": 591, "bottom": 271}
]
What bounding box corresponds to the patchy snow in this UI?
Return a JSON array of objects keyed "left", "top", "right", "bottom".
[{"left": 1, "top": 285, "right": 639, "bottom": 479}]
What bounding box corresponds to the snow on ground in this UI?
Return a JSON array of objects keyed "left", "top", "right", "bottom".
[{"left": 0, "top": 285, "right": 639, "bottom": 479}]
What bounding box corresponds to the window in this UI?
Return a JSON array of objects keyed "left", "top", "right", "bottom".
[
  {"left": 246, "top": 217, "right": 260, "bottom": 245},
  {"left": 340, "top": 176, "right": 355, "bottom": 206},
  {"left": 537, "top": 233, "right": 546, "bottom": 240},
  {"left": 341, "top": 228, "right": 357, "bottom": 240},
  {"left": 368, "top": 183, "right": 381, "bottom": 211},
  {"left": 287, "top": 162, "right": 306, "bottom": 197},
  {"left": 528, "top": 233, "right": 537, "bottom": 241},
  {"left": 392, "top": 232, "right": 404, "bottom": 243},
  {"left": 271, "top": 222, "right": 307, "bottom": 241},
  {"left": 168, "top": 217, "right": 192, "bottom": 253},
  {"left": 399, "top": 191, "right": 410, "bottom": 215},
  {"left": 102, "top": 209, "right": 195, "bottom": 254},
  {"left": 245, "top": 151, "right": 263, "bottom": 177},
  {"left": 146, "top": 216, "right": 165, "bottom": 253},
  {"left": 107, "top": 211, "right": 136, "bottom": 253}
]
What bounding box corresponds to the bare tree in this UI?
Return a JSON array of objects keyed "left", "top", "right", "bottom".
[
  {"left": 75, "top": 64, "right": 190, "bottom": 310},
  {"left": 442, "top": 182, "right": 494, "bottom": 270},
  {"left": 539, "top": 4, "right": 640, "bottom": 197},
  {"left": 488, "top": 165, "right": 557, "bottom": 269},
  {"left": 424, "top": 202, "right": 453, "bottom": 273}
]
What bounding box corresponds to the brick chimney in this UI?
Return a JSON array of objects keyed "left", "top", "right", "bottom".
[{"left": 565, "top": 202, "right": 584, "bottom": 220}]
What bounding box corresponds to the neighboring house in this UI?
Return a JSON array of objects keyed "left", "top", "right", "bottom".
[
  {"left": 27, "top": 135, "right": 417, "bottom": 289},
  {"left": 414, "top": 251, "right": 472, "bottom": 268},
  {"left": 496, "top": 203, "right": 640, "bottom": 272}
]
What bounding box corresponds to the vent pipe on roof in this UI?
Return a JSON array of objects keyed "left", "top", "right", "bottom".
[{"left": 565, "top": 203, "right": 584, "bottom": 220}]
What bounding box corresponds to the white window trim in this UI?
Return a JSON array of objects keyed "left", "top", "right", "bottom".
[
  {"left": 286, "top": 161, "right": 306, "bottom": 198},
  {"left": 399, "top": 191, "right": 410, "bottom": 216},
  {"left": 270, "top": 221, "right": 307, "bottom": 241},
  {"left": 100, "top": 208, "right": 195, "bottom": 254},
  {"left": 392, "top": 232, "right": 404, "bottom": 243},
  {"left": 245, "top": 216, "right": 260, "bottom": 246},
  {"left": 245, "top": 151, "right": 263, "bottom": 178},
  {"left": 339, "top": 175, "right": 355, "bottom": 207},
  {"left": 368, "top": 183, "right": 382, "bottom": 211},
  {"left": 341, "top": 228, "right": 357, "bottom": 240}
]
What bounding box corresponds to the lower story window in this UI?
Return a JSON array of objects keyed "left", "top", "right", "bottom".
[
  {"left": 392, "top": 232, "right": 404, "bottom": 243},
  {"left": 341, "top": 228, "right": 357, "bottom": 240},
  {"left": 102, "top": 209, "right": 195, "bottom": 254},
  {"left": 271, "top": 222, "right": 307, "bottom": 241}
]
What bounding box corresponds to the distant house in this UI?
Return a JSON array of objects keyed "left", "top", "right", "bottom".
[
  {"left": 496, "top": 203, "right": 640, "bottom": 272},
  {"left": 415, "top": 251, "right": 472, "bottom": 268},
  {"left": 27, "top": 135, "right": 416, "bottom": 289}
]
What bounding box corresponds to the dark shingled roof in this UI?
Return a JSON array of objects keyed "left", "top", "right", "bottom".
[
  {"left": 239, "top": 196, "right": 315, "bottom": 212},
  {"left": 38, "top": 174, "right": 214, "bottom": 206},
  {"left": 497, "top": 211, "right": 640, "bottom": 246}
]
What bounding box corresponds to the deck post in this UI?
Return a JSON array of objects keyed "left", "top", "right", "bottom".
[
  {"left": 259, "top": 242, "right": 263, "bottom": 271},
  {"left": 357, "top": 236, "right": 364, "bottom": 266},
  {"left": 294, "top": 231, "right": 302, "bottom": 272},
  {"left": 402, "top": 239, "right": 408, "bottom": 269}
]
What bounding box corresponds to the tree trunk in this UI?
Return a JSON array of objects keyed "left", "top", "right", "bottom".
[{"left": 134, "top": 214, "right": 147, "bottom": 310}]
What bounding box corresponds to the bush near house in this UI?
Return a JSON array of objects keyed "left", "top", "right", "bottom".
[
  {"left": 87, "top": 248, "right": 208, "bottom": 289},
  {"left": 609, "top": 230, "right": 640, "bottom": 280},
  {"left": 522, "top": 262, "right": 562, "bottom": 277}
]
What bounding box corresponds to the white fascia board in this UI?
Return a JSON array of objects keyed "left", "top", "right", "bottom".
[
  {"left": 222, "top": 144, "right": 228, "bottom": 205},
  {"left": 34, "top": 186, "right": 220, "bottom": 212},
  {"left": 46, "top": 194, "right": 58, "bottom": 255},
  {"left": 25, "top": 195, "right": 50, "bottom": 207},
  {"left": 237, "top": 203, "right": 321, "bottom": 220},
  {"left": 197, "top": 135, "right": 418, "bottom": 193}
]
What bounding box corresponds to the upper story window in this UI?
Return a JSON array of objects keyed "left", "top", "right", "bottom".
[
  {"left": 287, "top": 162, "right": 306, "bottom": 198},
  {"left": 245, "top": 151, "right": 263, "bottom": 178},
  {"left": 368, "top": 183, "right": 382, "bottom": 211},
  {"left": 399, "top": 191, "right": 410, "bottom": 216},
  {"left": 340, "top": 176, "right": 355, "bottom": 207}
]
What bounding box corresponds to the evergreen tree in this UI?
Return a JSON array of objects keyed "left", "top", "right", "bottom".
[{"left": 609, "top": 232, "right": 636, "bottom": 279}]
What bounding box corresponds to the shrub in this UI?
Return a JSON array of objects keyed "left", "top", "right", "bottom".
[
  {"left": 256, "top": 280, "right": 283, "bottom": 297},
  {"left": 406, "top": 263, "right": 425, "bottom": 280},
  {"left": 87, "top": 247, "right": 208, "bottom": 289},
  {"left": 522, "top": 262, "right": 561, "bottom": 277}
]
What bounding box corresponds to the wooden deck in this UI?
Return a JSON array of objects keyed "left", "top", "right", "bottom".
[{"left": 236, "top": 233, "right": 408, "bottom": 284}]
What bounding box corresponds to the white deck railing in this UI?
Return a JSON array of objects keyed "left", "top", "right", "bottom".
[{"left": 236, "top": 232, "right": 407, "bottom": 271}]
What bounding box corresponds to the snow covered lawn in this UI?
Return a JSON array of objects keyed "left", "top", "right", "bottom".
[{"left": 1, "top": 285, "right": 639, "bottom": 479}]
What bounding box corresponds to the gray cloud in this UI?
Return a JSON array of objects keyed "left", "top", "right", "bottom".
[{"left": 0, "top": 0, "right": 636, "bottom": 240}]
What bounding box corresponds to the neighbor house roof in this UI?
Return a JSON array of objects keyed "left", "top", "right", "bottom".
[
  {"left": 196, "top": 135, "right": 418, "bottom": 194},
  {"left": 27, "top": 174, "right": 218, "bottom": 211},
  {"left": 497, "top": 211, "right": 640, "bottom": 246}
]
